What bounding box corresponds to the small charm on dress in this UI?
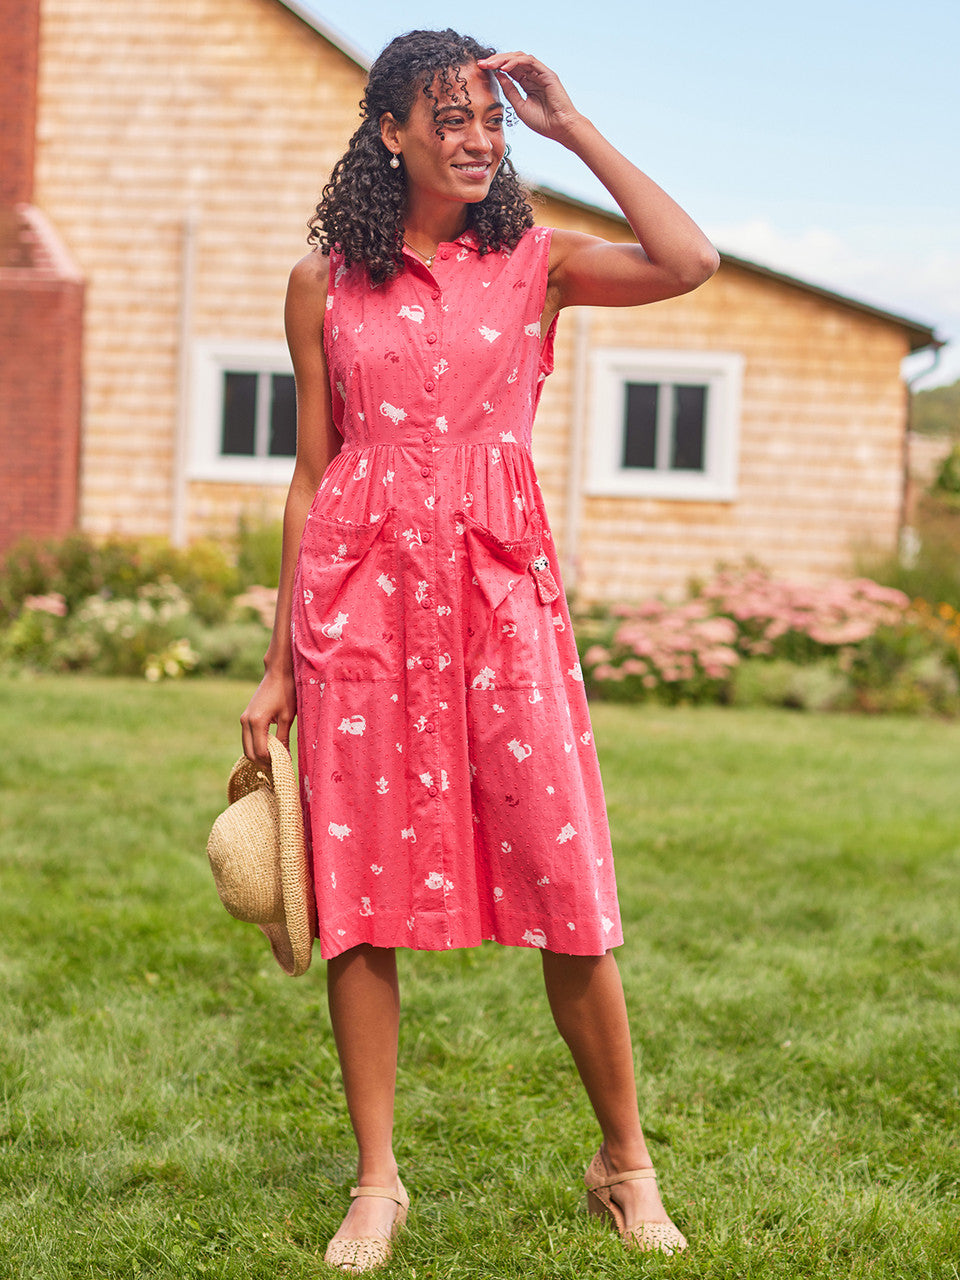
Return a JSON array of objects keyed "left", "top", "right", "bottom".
[{"left": 529, "top": 552, "right": 560, "bottom": 604}]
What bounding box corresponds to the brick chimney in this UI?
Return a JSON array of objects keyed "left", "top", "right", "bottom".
[
  {"left": 0, "top": 0, "right": 86, "bottom": 553},
  {"left": 0, "top": 0, "right": 41, "bottom": 205}
]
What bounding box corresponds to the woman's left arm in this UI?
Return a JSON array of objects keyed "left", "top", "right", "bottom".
[{"left": 479, "top": 52, "right": 720, "bottom": 309}]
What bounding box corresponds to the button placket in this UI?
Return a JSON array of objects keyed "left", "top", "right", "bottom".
[{"left": 408, "top": 274, "right": 444, "bottom": 899}]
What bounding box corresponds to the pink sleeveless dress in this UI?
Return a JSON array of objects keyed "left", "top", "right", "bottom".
[{"left": 292, "top": 226, "right": 623, "bottom": 959}]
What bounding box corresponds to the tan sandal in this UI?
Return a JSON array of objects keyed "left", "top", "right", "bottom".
[
  {"left": 585, "top": 1149, "right": 687, "bottom": 1255},
  {"left": 323, "top": 1180, "right": 409, "bottom": 1274}
]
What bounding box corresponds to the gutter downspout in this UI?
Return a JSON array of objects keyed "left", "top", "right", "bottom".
[
  {"left": 171, "top": 209, "right": 198, "bottom": 547},
  {"left": 563, "top": 306, "right": 592, "bottom": 593},
  {"left": 899, "top": 342, "right": 944, "bottom": 564}
]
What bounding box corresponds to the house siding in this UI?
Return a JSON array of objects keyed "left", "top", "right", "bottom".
[
  {"left": 26, "top": 0, "right": 920, "bottom": 601},
  {"left": 33, "top": 0, "right": 366, "bottom": 539},
  {"left": 570, "top": 260, "right": 909, "bottom": 600}
]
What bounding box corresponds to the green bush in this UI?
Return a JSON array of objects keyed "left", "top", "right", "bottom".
[
  {"left": 52, "top": 582, "right": 194, "bottom": 676},
  {"left": 844, "top": 623, "right": 960, "bottom": 715},
  {"left": 933, "top": 443, "right": 960, "bottom": 496},
  {"left": 0, "top": 528, "right": 278, "bottom": 680},
  {"left": 0, "top": 540, "right": 59, "bottom": 622},
  {"left": 236, "top": 514, "right": 283, "bottom": 590},
  {"left": 859, "top": 493, "right": 960, "bottom": 609},
  {"left": 729, "top": 659, "right": 851, "bottom": 712},
  {"left": 139, "top": 539, "right": 239, "bottom": 624},
  {"left": 0, "top": 605, "right": 63, "bottom": 668},
  {"left": 0, "top": 533, "right": 239, "bottom": 624},
  {"left": 730, "top": 658, "right": 814, "bottom": 709},
  {"left": 187, "top": 620, "right": 271, "bottom": 681},
  {"left": 785, "top": 660, "right": 851, "bottom": 712}
]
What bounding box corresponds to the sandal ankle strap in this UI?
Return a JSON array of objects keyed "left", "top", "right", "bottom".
[
  {"left": 349, "top": 1183, "right": 409, "bottom": 1209},
  {"left": 587, "top": 1166, "right": 658, "bottom": 1190}
]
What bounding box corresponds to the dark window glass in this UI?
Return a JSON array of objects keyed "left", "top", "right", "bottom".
[
  {"left": 622, "top": 382, "right": 658, "bottom": 469},
  {"left": 672, "top": 384, "right": 707, "bottom": 471},
  {"left": 221, "top": 371, "right": 257, "bottom": 456},
  {"left": 269, "top": 374, "right": 297, "bottom": 457}
]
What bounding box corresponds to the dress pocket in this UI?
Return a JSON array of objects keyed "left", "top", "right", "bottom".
[
  {"left": 457, "top": 509, "right": 563, "bottom": 691},
  {"left": 294, "top": 506, "right": 401, "bottom": 682}
]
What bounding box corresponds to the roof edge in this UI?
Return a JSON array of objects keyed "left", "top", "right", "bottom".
[
  {"left": 275, "top": 0, "right": 371, "bottom": 71},
  {"left": 0, "top": 204, "right": 84, "bottom": 282},
  {"left": 532, "top": 183, "right": 942, "bottom": 354},
  {"left": 259, "top": 23, "right": 941, "bottom": 356},
  {"left": 718, "top": 250, "right": 941, "bottom": 354}
]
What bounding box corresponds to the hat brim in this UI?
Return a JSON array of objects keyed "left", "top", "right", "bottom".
[
  {"left": 264, "top": 735, "right": 316, "bottom": 977},
  {"left": 220, "top": 739, "right": 316, "bottom": 977}
]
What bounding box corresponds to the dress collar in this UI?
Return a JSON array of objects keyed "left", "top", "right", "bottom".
[{"left": 400, "top": 228, "right": 480, "bottom": 264}]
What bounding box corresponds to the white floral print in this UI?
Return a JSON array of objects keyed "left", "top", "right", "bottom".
[{"left": 292, "top": 227, "right": 621, "bottom": 960}]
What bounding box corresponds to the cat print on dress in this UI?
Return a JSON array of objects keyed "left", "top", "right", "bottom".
[
  {"left": 292, "top": 227, "right": 622, "bottom": 960},
  {"left": 338, "top": 715, "right": 366, "bottom": 736},
  {"left": 379, "top": 402, "right": 407, "bottom": 424},
  {"left": 321, "top": 612, "right": 348, "bottom": 640}
]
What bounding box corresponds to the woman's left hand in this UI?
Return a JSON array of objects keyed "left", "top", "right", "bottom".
[{"left": 478, "top": 53, "right": 584, "bottom": 146}]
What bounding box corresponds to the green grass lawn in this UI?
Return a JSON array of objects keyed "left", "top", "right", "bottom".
[{"left": 2, "top": 675, "right": 958, "bottom": 1278}]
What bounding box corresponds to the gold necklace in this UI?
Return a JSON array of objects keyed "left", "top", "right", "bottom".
[{"left": 404, "top": 240, "right": 436, "bottom": 267}]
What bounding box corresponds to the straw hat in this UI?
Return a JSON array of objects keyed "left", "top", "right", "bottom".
[{"left": 207, "top": 736, "right": 316, "bottom": 977}]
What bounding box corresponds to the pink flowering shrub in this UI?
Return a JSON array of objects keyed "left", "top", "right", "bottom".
[
  {"left": 577, "top": 565, "right": 959, "bottom": 714},
  {"left": 698, "top": 567, "right": 909, "bottom": 661},
  {"left": 579, "top": 597, "right": 740, "bottom": 704},
  {"left": 22, "top": 593, "right": 68, "bottom": 617}
]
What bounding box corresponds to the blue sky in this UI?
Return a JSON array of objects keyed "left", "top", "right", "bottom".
[{"left": 300, "top": 0, "right": 960, "bottom": 387}]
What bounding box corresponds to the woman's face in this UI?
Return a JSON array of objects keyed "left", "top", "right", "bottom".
[{"left": 381, "top": 62, "right": 506, "bottom": 210}]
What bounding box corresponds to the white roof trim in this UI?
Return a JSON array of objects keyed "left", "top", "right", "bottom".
[
  {"left": 275, "top": 0, "right": 371, "bottom": 70},
  {"left": 272, "top": 5, "right": 939, "bottom": 353}
]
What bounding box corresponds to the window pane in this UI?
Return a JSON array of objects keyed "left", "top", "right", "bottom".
[
  {"left": 221, "top": 371, "right": 257, "bottom": 456},
  {"left": 672, "top": 384, "right": 706, "bottom": 471},
  {"left": 269, "top": 374, "right": 297, "bottom": 457},
  {"left": 622, "top": 382, "right": 658, "bottom": 469}
]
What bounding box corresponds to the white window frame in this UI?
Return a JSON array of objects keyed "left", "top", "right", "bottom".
[
  {"left": 587, "top": 348, "right": 743, "bottom": 501},
  {"left": 189, "top": 339, "right": 297, "bottom": 484}
]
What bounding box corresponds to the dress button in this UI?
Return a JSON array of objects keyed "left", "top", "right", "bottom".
[
  {"left": 428, "top": 785, "right": 439, "bottom": 796},
  {"left": 422, "top": 658, "right": 434, "bottom": 669},
  {"left": 420, "top": 598, "right": 432, "bottom": 609},
  {"left": 427, "top": 333, "right": 438, "bottom": 344},
  {"left": 420, "top": 466, "right": 431, "bottom": 478},
  {"left": 426, "top": 723, "right": 436, "bottom": 734},
  {"left": 432, "top": 291, "right": 441, "bottom": 301},
  {"left": 421, "top": 531, "right": 432, "bottom": 542},
  {"left": 424, "top": 380, "right": 435, "bottom": 392},
  {"left": 422, "top": 431, "right": 432, "bottom": 443},
  {"left": 438, "top": 250, "right": 450, "bottom": 260}
]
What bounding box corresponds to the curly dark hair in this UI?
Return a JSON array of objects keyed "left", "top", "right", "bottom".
[{"left": 309, "top": 29, "right": 534, "bottom": 285}]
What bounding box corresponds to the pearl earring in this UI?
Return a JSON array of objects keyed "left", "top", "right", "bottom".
[{"left": 389, "top": 153, "right": 401, "bottom": 169}]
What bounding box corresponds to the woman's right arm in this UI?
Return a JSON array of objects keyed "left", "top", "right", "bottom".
[{"left": 240, "top": 250, "right": 341, "bottom": 765}]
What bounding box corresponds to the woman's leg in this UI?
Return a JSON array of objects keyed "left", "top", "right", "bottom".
[
  {"left": 540, "top": 949, "right": 672, "bottom": 1226},
  {"left": 326, "top": 944, "right": 403, "bottom": 1242}
]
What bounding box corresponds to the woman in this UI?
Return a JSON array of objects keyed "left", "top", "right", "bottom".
[{"left": 241, "top": 28, "right": 718, "bottom": 1272}]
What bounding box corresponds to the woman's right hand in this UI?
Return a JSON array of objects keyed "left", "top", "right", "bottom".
[{"left": 240, "top": 666, "right": 297, "bottom": 766}]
